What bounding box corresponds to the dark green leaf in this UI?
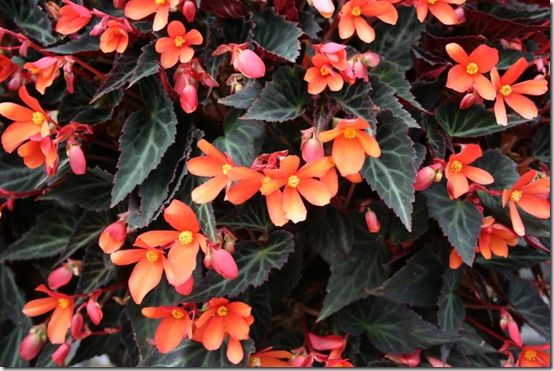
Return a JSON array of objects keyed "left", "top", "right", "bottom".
[
  {"left": 437, "top": 269, "right": 464, "bottom": 332},
  {"left": 532, "top": 124, "right": 550, "bottom": 164},
  {"left": 140, "top": 339, "right": 254, "bottom": 367},
  {"left": 218, "top": 197, "right": 273, "bottom": 231},
  {"left": 370, "top": 60, "right": 424, "bottom": 111},
  {"left": 242, "top": 65, "right": 309, "bottom": 122},
  {"left": 374, "top": 243, "right": 448, "bottom": 306},
  {"left": 389, "top": 193, "right": 428, "bottom": 244},
  {"left": 507, "top": 275, "right": 550, "bottom": 339},
  {"left": 338, "top": 297, "right": 450, "bottom": 353},
  {"left": 307, "top": 208, "right": 353, "bottom": 262},
  {"left": 111, "top": 77, "right": 178, "bottom": 206},
  {"left": 39, "top": 167, "right": 113, "bottom": 210},
  {"left": 214, "top": 110, "right": 265, "bottom": 166},
  {"left": 35, "top": 343, "right": 57, "bottom": 367},
  {"left": 454, "top": 324, "right": 497, "bottom": 356},
  {"left": 361, "top": 111, "right": 416, "bottom": 231},
  {"left": 183, "top": 230, "right": 294, "bottom": 302},
  {"left": 0, "top": 325, "right": 28, "bottom": 367},
  {"left": 435, "top": 102, "right": 529, "bottom": 137},
  {"left": 472, "top": 149, "right": 519, "bottom": 190},
  {"left": 332, "top": 80, "right": 377, "bottom": 126},
  {"left": 128, "top": 41, "right": 160, "bottom": 87},
  {"left": 1, "top": 209, "right": 80, "bottom": 261},
  {"left": 181, "top": 176, "right": 218, "bottom": 241},
  {"left": 318, "top": 220, "right": 389, "bottom": 321},
  {"left": 0, "top": 0, "right": 58, "bottom": 46},
  {"left": 0, "top": 152, "right": 45, "bottom": 192},
  {"left": 218, "top": 82, "right": 261, "bottom": 110},
  {"left": 76, "top": 245, "right": 117, "bottom": 293},
  {"left": 240, "top": 287, "right": 272, "bottom": 343},
  {"left": 0, "top": 265, "right": 32, "bottom": 329},
  {"left": 476, "top": 245, "right": 549, "bottom": 271},
  {"left": 425, "top": 184, "right": 482, "bottom": 266},
  {"left": 299, "top": 11, "right": 322, "bottom": 39},
  {"left": 70, "top": 333, "right": 121, "bottom": 366},
  {"left": 47, "top": 24, "right": 99, "bottom": 54},
  {"left": 252, "top": 7, "right": 302, "bottom": 62},
  {"left": 371, "top": 75, "right": 418, "bottom": 128}
]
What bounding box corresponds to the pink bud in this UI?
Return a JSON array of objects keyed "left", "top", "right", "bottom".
[
  {"left": 19, "top": 40, "right": 30, "bottom": 57},
  {"left": 301, "top": 137, "right": 324, "bottom": 162},
  {"left": 362, "top": 51, "right": 380, "bottom": 67},
  {"left": 7, "top": 71, "right": 24, "bottom": 91},
  {"left": 175, "top": 276, "right": 194, "bottom": 295},
  {"left": 499, "top": 309, "right": 522, "bottom": 346},
  {"left": 459, "top": 93, "right": 477, "bottom": 109},
  {"left": 365, "top": 209, "right": 380, "bottom": 233},
  {"left": 234, "top": 49, "right": 265, "bottom": 79},
  {"left": 310, "top": 0, "right": 335, "bottom": 18},
  {"left": 48, "top": 264, "right": 73, "bottom": 290},
  {"left": 63, "top": 60, "right": 75, "bottom": 94},
  {"left": 182, "top": 0, "right": 196, "bottom": 22},
  {"left": 112, "top": 0, "right": 125, "bottom": 9},
  {"left": 86, "top": 298, "right": 103, "bottom": 325},
  {"left": 67, "top": 144, "right": 86, "bottom": 175},
  {"left": 210, "top": 249, "right": 239, "bottom": 280},
  {"left": 99, "top": 220, "right": 127, "bottom": 253},
  {"left": 180, "top": 84, "right": 198, "bottom": 113},
  {"left": 71, "top": 312, "right": 84, "bottom": 338},
  {"left": 52, "top": 342, "right": 71, "bottom": 366},
  {"left": 426, "top": 356, "right": 451, "bottom": 368},
  {"left": 386, "top": 350, "right": 421, "bottom": 367},
  {"left": 414, "top": 166, "right": 436, "bottom": 191},
  {"left": 351, "top": 60, "right": 368, "bottom": 81},
  {"left": 19, "top": 325, "right": 46, "bottom": 361}
]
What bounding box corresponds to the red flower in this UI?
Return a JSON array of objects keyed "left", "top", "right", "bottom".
[
  {"left": 155, "top": 21, "right": 203, "bottom": 68},
  {"left": 141, "top": 306, "right": 193, "bottom": 353},
  {"left": 491, "top": 58, "right": 548, "bottom": 125},
  {"left": 248, "top": 347, "right": 292, "bottom": 367},
  {"left": 516, "top": 344, "right": 550, "bottom": 367},
  {"left": 415, "top": 0, "right": 464, "bottom": 25},
  {"left": 502, "top": 170, "right": 550, "bottom": 236},
  {"left": 55, "top": 0, "right": 92, "bottom": 35},
  {"left": 445, "top": 43, "right": 499, "bottom": 100},
  {"left": 444, "top": 144, "right": 494, "bottom": 199},
  {"left": 124, "top": 0, "right": 180, "bottom": 31},
  {"left": 99, "top": 20, "right": 129, "bottom": 54},
  {"left": 338, "top": 0, "right": 397, "bottom": 43}
]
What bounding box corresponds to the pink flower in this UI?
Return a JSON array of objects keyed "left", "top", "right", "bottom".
[
  {"left": 180, "top": 84, "right": 198, "bottom": 113},
  {"left": 86, "top": 297, "right": 103, "bottom": 325},
  {"left": 52, "top": 342, "right": 71, "bottom": 366},
  {"left": 209, "top": 248, "right": 239, "bottom": 279},
  {"left": 364, "top": 208, "right": 380, "bottom": 233},
  {"left": 67, "top": 142, "right": 86, "bottom": 175},
  {"left": 301, "top": 136, "right": 325, "bottom": 162},
  {"left": 19, "top": 325, "right": 47, "bottom": 361},
  {"left": 48, "top": 264, "right": 74, "bottom": 290},
  {"left": 311, "top": 0, "right": 335, "bottom": 18},
  {"left": 213, "top": 43, "right": 266, "bottom": 79}
]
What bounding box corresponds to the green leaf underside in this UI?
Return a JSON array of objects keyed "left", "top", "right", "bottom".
[
  {"left": 252, "top": 7, "right": 303, "bottom": 62},
  {"left": 0, "top": 326, "right": 28, "bottom": 367},
  {"left": 218, "top": 82, "right": 261, "bottom": 110},
  {"left": 338, "top": 297, "right": 451, "bottom": 353},
  {"left": 332, "top": 80, "right": 377, "bottom": 126},
  {"left": 435, "top": 102, "right": 530, "bottom": 137},
  {"left": 389, "top": 193, "right": 429, "bottom": 244},
  {"left": 371, "top": 75, "right": 419, "bottom": 128},
  {"left": 242, "top": 65, "right": 310, "bottom": 122},
  {"left": 128, "top": 41, "right": 160, "bottom": 87},
  {"left": 437, "top": 268, "right": 465, "bottom": 333},
  {"left": 507, "top": 275, "right": 550, "bottom": 340},
  {"left": 0, "top": 152, "right": 45, "bottom": 192},
  {"left": 182, "top": 230, "right": 294, "bottom": 302},
  {"left": 361, "top": 110, "right": 416, "bottom": 231},
  {"left": 214, "top": 110, "right": 265, "bottom": 166},
  {"left": 318, "top": 218, "right": 389, "bottom": 321},
  {"left": 111, "top": 77, "right": 178, "bottom": 206},
  {"left": 370, "top": 60, "right": 425, "bottom": 111},
  {"left": 425, "top": 183, "right": 482, "bottom": 265},
  {"left": 1, "top": 209, "right": 80, "bottom": 261}
]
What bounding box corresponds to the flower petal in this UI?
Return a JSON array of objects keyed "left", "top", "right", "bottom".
[
  {"left": 1, "top": 122, "right": 41, "bottom": 153},
  {"left": 133, "top": 231, "right": 179, "bottom": 248},
  {"left": 164, "top": 199, "right": 199, "bottom": 232},
  {"left": 332, "top": 135, "right": 365, "bottom": 176},
  {"left": 469, "top": 45, "right": 499, "bottom": 73},
  {"left": 202, "top": 316, "right": 225, "bottom": 350},
  {"left": 48, "top": 305, "right": 73, "bottom": 344},
  {"left": 186, "top": 156, "right": 223, "bottom": 177},
  {"left": 494, "top": 95, "right": 508, "bottom": 126},
  {"left": 167, "top": 243, "right": 199, "bottom": 286},
  {"left": 22, "top": 297, "right": 58, "bottom": 317},
  {"left": 474, "top": 74, "right": 496, "bottom": 100},
  {"left": 265, "top": 190, "right": 288, "bottom": 227},
  {"left": 445, "top": 43, "right": 469, "bottom": 65},
  {"left": 296, "top": 178, "right": 331, "bottom": 206},
  {"left": 462, "top": 165, "right": 494, "bottom": 185},
  {"left": 167, "top": 20, "right": 186, "bottom": 37},
  {"left": 110, "top": 249, "right": 146, "bottom": 265},
  {"left": 501, "top": 57, "right": 528, "bottom": 86},
  {"left": 504, "top": 93, "right": 538, "bottom": 120},
  {"left": 0, "top": 102, "right": 34, "bottom": 121},
  {"left": 446, "top": 64, "right": 473, "bottom": 93},
  {"left": 282, "top": 187, "right": 307, "bottom": 223},
  {"left": 226, "top": 338, "right": 244, "bottom": 365},
  {"left": 509, "top": 201, "right": 525, "bottom": 236},
  {"left": 155, "top": 316, "right": 189, "bottom": 353},
  {"left": 191, "top": 175, "right": 228, "bottom": 204},
  {"left": 128, "top": 258, "right": 164, "bottom": 304},
  {"left": 511, "top": 79, "right": 548, "bottom": 96},
  {"left": 517, "top": 194, "right": 550, "bottom": 219}
]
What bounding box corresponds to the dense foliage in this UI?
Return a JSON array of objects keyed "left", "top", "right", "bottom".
[{"left": 0, "top": 0, "right": 550, "bottom": 367}]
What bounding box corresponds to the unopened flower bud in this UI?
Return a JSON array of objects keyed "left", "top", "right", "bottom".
[
  {"left": 71, "top": 312, "right": 84, "bottom": 338},
  {"left": 386, "top": 350, "right": 421, "bottom": 367},
  {"left": 499, "top": 309, "right": 522, "bottom": 346},
  {"left": 365, "top": 209, "right": 380, "bottom": 233},
  {"left": 86, "top": 298, "right": 103, "bottom": 325},
  {"left": 211, "top": 249, "right": 239, "bottom": 279},
  {"left": 234, "top": 49, "right": 265, "bottom": 79},
  {"left": 459, "top": 92, "right": 477, "bottom": 109},
  {"left": 19, "top": 325, "right": 47, "bottom": 361},
  {"left": 52, "top": 342, "right": 71, "bottom": 366},
  {"left": 67, "top": 143, "right": 86, "bottom": 175},
  {"left": 301, "top": 137, "right": 324, "bottom": 162},
  {"left": 48, "top": 264, "right": 73, "bottom": 290},
  {"left": 179, "top": 84, "right": 198, "bottom": 113},
  {"left": 175, "top": 276, "right": 194, "bottom": 295},
  {"left": 182, "top": 0, "right": 196, "bottom": 22},
  {"left": 99, "top": 220, "right": 127, "bottom": 253}
]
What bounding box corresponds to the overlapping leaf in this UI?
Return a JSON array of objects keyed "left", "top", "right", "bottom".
[
  {"left": 252, "top": 7, "right": 302, "bottom": 62},
  {"left": 332, "top": 80, "right": 377, "bottom": 127}
]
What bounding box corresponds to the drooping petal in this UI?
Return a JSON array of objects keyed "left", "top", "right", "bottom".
[
  {"left": 456, "top": 143, "right": 483, "bottom": 164},
  {"left": 160, "top": 47, "right": 180, "bottom": 69},
  {"left": 22, "top": 297, "right": 58, "bottom": 317},
  {"left": 227, "top": 338, "right": 244, "bottom": 365},
  {"left": 124, "top": 0, "right": 157, "bottom": 20},
  {"left": 202, "top": 316, "right": 225, "bottom": 350},
  {"left": 509, "top": 201, "right": 525, "bottom": 236},
  {"left": 446, "top": 171, "right": 469, "bottom": 199},
  {"left": 415, "top": 0, "right": 429, "bottom": 22},
  {"left": 332, "top": 136, "right": 365, "bottom": 176},
  {"left": 227, "top": 302, "right": 252, "bottom": 317},
  {"left": 155, "top": 316, "right": 189, "bottom": 353},
  {"left": 265, "top": 190, "right": 288, "bottom": 227},
  {"left": 167, "top": 20, "right": 186, "bottom": 38},
  {"left": 353, "top": 17, "right": 375, "bottom": 43},
  {"left": 152, "top": 5, "right": 170, "bottom": 31},
  {"left": 0, "top": 102, "right": 34, "bottom": 121},
  {"left": 504, "top": 93, "right": 538, "bottom": 120},
  {"left": 279, "top": 155, "right": 301, "bottom": 175},
  {"left": 141, "top": 307, "right": 169, "bottom": 319},
  {"left": 338, "top": 16, "right": 355, "bottom": 40},
  {"left": 18, "top": 141, "right": 45, "bottom": 168},
  {"left": 462, "top": 165, "right": 494, "bottom": 185},
  {"left": 494, "top": 95, "right": 508, "bottom": 126},
  {"left": 449, "top": 248, "right": 463, "bottom": 269},
  {"left": 488, "top": 236, "right": 508, "bottom": 258},
  {"left": 224, "top": 313, "right": 250, "bottom": 340},
  {"left": 429, "top": 2, "right": 458, "bottom": 25},
  {"left": 307, "top": 76, "right": 327, "bottom": 95},
  {"left": 179, "top": 47, "right": 195, "bottom": 64},
  {"left": 164, "top": 199, "right": 199, "bottom": 232},
  {"left": 48, "top": 306, "right": 73, "bottom": 344},
  {"left": 474, "top": 74, "right": 496, "bottom": 101},
  {"left": 167, "top": 243, "right": 199, "bottom": 285},
  {"left": 445, "top": 65, "right": 473, "bottom": 93},
  {"left": 191, "top": 175, "right": 229, "bottom": 204},
  {"left": 282, "top": 187, "right": 307, "bottom": 223},
  {"left": 325, "top": 71, "right": 344, "bottom": 91},
  {"left": 227, "top": 179, "right": 261, "bottom": 205},
  {"left": 19, "top": 85, "right": 44, "bottom": 113},
  {"left": 128, "top": 258, "right": 164, "bottom": 304},
  {"left": 357, "top": 131, "right": 381, "bottom": 158},
  {"left": 110, "top": 249, "right": 146, "bottom": 265},
  {"left": 186, "top": 156, "right": 224, "bottom": 177},
  {"left": 297, "top": 157, "right": 333, "bottom": 178},
  {"left": 133, "top": 231, "right": 179, "bottom": 249},
  {"left": 517, "top": 194, "right": 550, "bottom": 219},
  {"left": 296, "top": 178, "right": 331, "bottom": 206},
  {"left": 469, "top": 45, "right": 499, "bottom": 72}
]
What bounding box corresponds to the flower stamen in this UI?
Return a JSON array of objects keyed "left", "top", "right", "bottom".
[
  {"left": 344, "top": 127, "right": 357, "bottom": 139},
  {"left": 450, "top": 160, "right": 463, "bottom": 173},
  {"left": 178, "top": 230, "right": 194, "bottom": 245},
  {"left": 466, "top": 62, "right": 479, "bottom": 76},
  {"left": 500, "top": 85, "right": 512, "bottom": 96},
  {"left": 146, "top": 250, "right": 160, "bottom": 262},
  {"left": 510, "top": 190, "right": 522, "bottom": 202},
  {"left": 287, "top": 175, "right": 300, "bottom": 188},
  {"left": 174, "top": 36, "right": 186, "bottom": 47},
  {"left": 32, "top": 112, "right": 46, "bottom": 125},
  {"left": 216, "top": 306, "right": 228, "bottom": 317}
]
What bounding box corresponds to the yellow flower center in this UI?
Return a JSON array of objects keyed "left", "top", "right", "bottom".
[
  {"left": 221, "top": 164, "right": 232, "bottom": 175},
  {"left": 178, "top": 230, "right": 193, "bottom": 245},
  {"left": 450, "top": 160, "right": 463, "bottom": 173},
  {"left": 29, "top": 67, "right": 40, "bottom": 75},
  {"left": 155, "top": 0, "right": 167, "bottom": 4},
  {"left": 174, "top": 36, "right": 186, "bottom": 47},
  {"left": 343, "top": 127, "right": 357, "bottom": 139},
  {"left": 427, "top": 0, "right": 437, "bottom": 4},
  {"left": 351, "top": 6, "right": 361, "bottom": 16},
  {"left": 146, "top": 250, "right": 160, "bottom": 262},
  {"left": 320, "top": 66, "right": 330, "bottom": 76},
  {"left": 523, "top": 349, "right": 537, "bottom": 361},
  {"left": 466, "top": 62, "right": 479, "bottom": 76},
  {"left": 58, "top": 298, "right": 70, "bottom": 309},
  {"left": 510, "top": 190, "right": 522, "bottom": 202},
  {"left": 171, "top": 309, "right": 185, "bottom": 319},
  {"left": 249, "top": 356, "right": 261, "bottom": 367},
  {"left": 32, "top": 112, "right": 45, "bottom": 125},
  {"left": 288, "top": 175, "right": 300, "bottom": 188},
  {"left": 500, "top": 84, "right": 512, "bottom": 96},
  {"left": 262, "top": 176, "right": 270, "bottom": 184},
  {"left": 216, "top": 306, "right": 228, "bottom": 317}
]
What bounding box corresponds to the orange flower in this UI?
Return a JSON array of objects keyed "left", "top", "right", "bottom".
[
  {"left": 186, "top": 139, "right": 235, "bottom": 203},
  {"left": 99, "top": 220, "right": 127, "bottom": 254},
  {"left": 110, "top": 246, "right": 173, "bottom": 304},
  {"left": 248, "top": 347, "right": 292, "bottom": 367},
  {"left": 502, "top": 170, "right": 550, "bottom": 237},
  {"left": 445, "top": 144, "right": 494, "bottom": 199},
  {"left": 491, "top": 58, "right": 548, "bottom": 125},
  {"left": 54, "top": 0, "right": 92, "bottom": 35},
  {"left": 124, "top": 0, "right": 180, "bottom": 31},
  {"left": 445, "top": 43, "right": 499, "bottom": 100},
  {"left": 449, "top": 216, "right": 518, "bottom": 269},
  {"left": 0, "top": 85, "right": 51, "bottom": 154},
  {"left": 22, "top": 284, "right": 74, "bottom": 344},
  {"left": 226, "top": 167, "right": 289, "bottom": 226},
  {"left": 318, "top": 117, "right": 380, "bottom": 176},
  {"left": 141, "top": 306, "right": 193, "bottom": 353},
  {"left": 193, "top": 298, "right": 254, "bottom": 364},
  {"left": 0, "top": 54, "right": 17, "bottom": 83},
  {"left": 134, "top": 199, "right": 207, "bottom": 286},
  {"left": 415, "top": 0, "right": 464, "bottom": 25},
  {"left": 99, "top": 20, "right": 129, "bottom": 54},
  {"left": 155, "top": 21, "right": 203, "bottom": 68},
  {"left": 338, "top": 0, "right": 397, "bottom": 43},
  {"left": 259, "top": 156, "right": 334, "bottom": 223},
  {"left": 23, "top": 57, "right": 62, "bottom": 95},
  {"left": 516, "top": 344, "right": 550, "bottom": 367},
  {"left": 304, "top": 54, "right": 344, "bottom": 95},
  {"left": 17, "top": 137, "right": 59, "bottom": 175}
]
